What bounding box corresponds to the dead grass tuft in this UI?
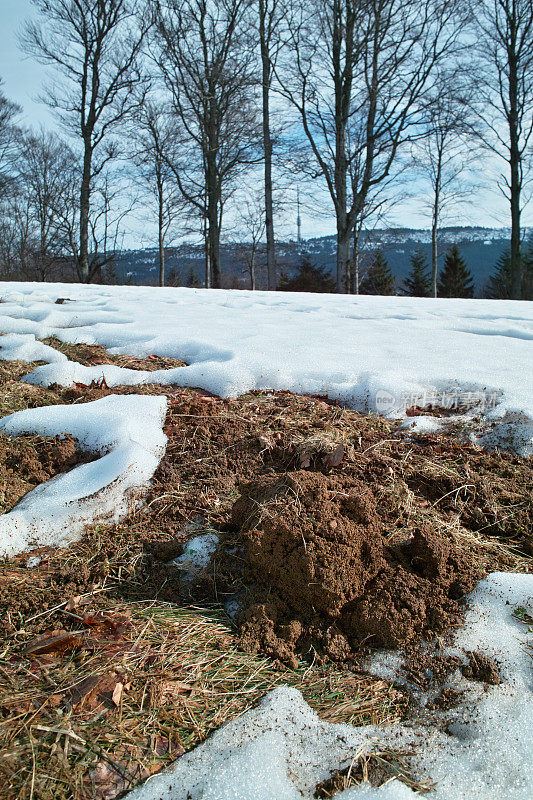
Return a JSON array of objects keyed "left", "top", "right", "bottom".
[
  {"left": 314, "top": 745, "right": 434, "bottom": 797},
  {"left": 0, "top": 361, "right": 64, "bottom": 417},
  {"left": 42, "top": 337, "right": 186, "bottom": 371}
]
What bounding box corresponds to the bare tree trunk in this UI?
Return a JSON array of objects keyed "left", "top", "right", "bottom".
[
  {"left": 259, "top": 0, "right": 276, "bottom": 290},
  {"left": 332, "top": 0, "right": 352, "bottom": 292},
  {"left": 337, "top": 229, "right": 350, "bottom": 294},
  {"left": 250, "top": 245, "right": 256, "bottom": 290},
  {"left": 79, "top": 137, "right": 92, "bottom": 283},
  {"left": 203, "top": 202, "right": 211, "bottom": 289},
  {"left": 431, "top": 201, "right": 438, "bottom": 298},
  {"left": 509, "top": 85, "right": 522, "bottom": 299},
  {"left": 158, "top": 178, "right": 165, "bottom": 287},
  {"left": 352, "top": 225, "right": 360, "bottom": 294},
  {"left": 207, "top": 191, "right": 221, "bottom": 289}
]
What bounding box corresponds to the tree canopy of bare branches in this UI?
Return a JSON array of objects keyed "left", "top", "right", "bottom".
[
  {"left": 154, "top": 0, "right": 261, "bottom": 288},
  {"left": 22, "top": 0, "right": 151, "bottom": 282},
  {"left": 470, "top": 0, "right": 533, "bottom": 300},
  {"left": 278, "top": 0, "right": 468, "bottom": 291}
]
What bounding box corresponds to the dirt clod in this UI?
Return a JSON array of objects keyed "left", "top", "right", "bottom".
[{"left": 461, "top": 650, "right": 501, "bottom": 685}]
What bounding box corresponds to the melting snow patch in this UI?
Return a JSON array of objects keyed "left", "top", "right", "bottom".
[
  {"left": 0, "top": 283, "right": 531, "bottom": 453},
  {"left": 169, "top": 532, "right": 220, "bottom": 590},
  {"left": 126, "top": 572, "right": 532, "bottom": 800},
  {"left": 0, "top": 394, "right": 167, "bottom": 557},
  {"left": 0, "top": 333, "right": 68, "bottom": 364}
]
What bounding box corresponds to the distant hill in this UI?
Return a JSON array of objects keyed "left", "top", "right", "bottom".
[{"left": 113, "top": 226, "right": 527, "bottom": 296}]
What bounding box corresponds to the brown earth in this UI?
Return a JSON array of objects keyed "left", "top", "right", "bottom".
[
  {"left": 461, "top": 650, "right": 501, "bottom": 685},
  {"left": 0, "top": 433, "right": 94, "bottom": 514},
  {"left": 227, "top": 471, "right": 481, "bottom": 667},
  {"left": 0, "top": 383, "right": 531, "bottom": 641}
]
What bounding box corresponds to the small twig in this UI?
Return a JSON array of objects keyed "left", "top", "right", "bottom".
[{"left": 24, "top": 585, "right": 116, "bottom": 624}]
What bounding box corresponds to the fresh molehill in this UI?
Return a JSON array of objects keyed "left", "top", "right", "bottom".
[{"left": 230, "top": 471, "right": 481, "bottom": 667}]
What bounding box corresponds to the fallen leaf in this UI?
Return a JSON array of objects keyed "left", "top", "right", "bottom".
[
  {"left": 67, "top": 672, "right": 125, "bottom": 713},
  {"left": 299, "top": 451, "right": 311, "bottom": 468},
  {"left": 111, "top": 682, "right": 123, "bottom": 706},
  {"left": 67, "top": 675, "right": 101, "bottom": 706},
  {"left": 65, "top": 595, "right": 88, "bottom": 612},
  {"left": 22, "top": 630, "right": 85, "bottom": 657},
  {"left": 81, "top": 611, "right": 131, "bottom": 636},
  {"left": 153, "top": 736, "right": 185, "bottom": 759},
  {"left": 323, "top": 443, "right": 345, "bottom": 468}
]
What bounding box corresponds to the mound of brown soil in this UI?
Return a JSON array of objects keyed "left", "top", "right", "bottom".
[
  {"left": 230, "top": 471, "right": 480, "bottom": 667},
  {"left": 0, "top": 433, "right": 94, "bottom": 514}
]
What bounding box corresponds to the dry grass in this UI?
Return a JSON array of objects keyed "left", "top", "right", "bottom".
[
  {"left": 42, "top": 337, "right": 186, "bottom": 371},
  {"left": 0, "top": 361, "right": 65, "bottom": 418},
  {"left": 0, "top": 598, "right": 406, "bottom": 800},
  {"left": 314, "top": 745, "right": 435, "bottom": 797}
]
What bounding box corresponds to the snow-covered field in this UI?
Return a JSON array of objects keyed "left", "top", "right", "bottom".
[{"left": 0, "top": 283, "right": 532, "bottom": 800}]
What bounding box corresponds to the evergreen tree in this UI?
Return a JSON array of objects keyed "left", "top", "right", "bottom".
[
  {"left": 186, "top": 266, "right": 202, "bottom": 288},
  {"left": 102, "top": 262, "right": 119, "bottom": 285},
  {"left": 360, "top": 250, "right": 395, "bottom": 295},
  {"left": 401, "top": 250, "right": 431, "bottom": 297},
  {"left": 486, "top": 249, "right": 533, "bottom": 300},
  {"left": 437, "top": 245, "right": 474, "bottom": 298},
  {"left": 277, "top": 255, "right": 335, "bottom": 293}
]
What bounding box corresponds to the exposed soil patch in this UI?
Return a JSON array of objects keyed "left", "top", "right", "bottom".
[
  {"left": 42, "top": 336, "right": 186, "bottom": 371},
  {"left": 0, "top": 386, "right": 530, "bottom": 634},
  {"left": 0, "top": 433, "right": 94, "bottom": 514},
  {"left": 225, "top": 471, "right": 481, "bottom": 667},
  {"left": 461, "top": 650, "right": 501, "bottom": 685}
]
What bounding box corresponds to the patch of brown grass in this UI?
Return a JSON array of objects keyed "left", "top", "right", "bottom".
[
  {"left": 0, "top": 599, "right": 405, "bottom": 800},
  {"left": 42, "top": 337, "right": 186, "bottom": 371},
  {"left": 314, "top": 746, "right": 434, "bottom": 797},
  {"left": 0, "top": 361, "right": 64, "bottom": 417}
]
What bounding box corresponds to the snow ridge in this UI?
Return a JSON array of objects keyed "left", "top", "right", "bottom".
[{"left": 0, "top": 394, "right": 167, "bottom": 557}]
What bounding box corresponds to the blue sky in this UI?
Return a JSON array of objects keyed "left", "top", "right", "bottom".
[
  {"left": 0, "top": 0, "right": 527, "bottom": 244},
  {"left": 0, "top": 0, "right": 55, "bottom": 127}
]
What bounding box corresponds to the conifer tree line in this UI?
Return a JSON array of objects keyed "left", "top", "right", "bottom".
[{"left": 0, "top": 0, "right": 532, "bottom": 299}]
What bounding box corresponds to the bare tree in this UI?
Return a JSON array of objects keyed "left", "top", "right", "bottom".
[
  {"left": 237, "top": 189, "right": 267, "bottom": 289},
  {"left": 258, "top": 0, "right": 285, "bottom": 289},
  {"left": 417, "top": 82, "right": 476, "bottom": 296},
  {"left": 278, "top": 0, "right": 466, "bottom": 292},
  {"left": 89, "top": 172, "right": 137, "bottom": 281},
  {"left": 22, "top": 0, "right": 151, "bottom": 283},
  {"left": 130, "top": 97, "right": 182, "bottom": 286},
  {"left": 18, "top": 130, "right": 78, "bottom": 281},
  {"left": 470, "top": 0, "right": 533, "bottom": 299},
  {"left": 0, "top": 79, "right": 20, "bottom": 192},
  {"left": 155, "top": 0, "right": 261, "bottom": 289}
]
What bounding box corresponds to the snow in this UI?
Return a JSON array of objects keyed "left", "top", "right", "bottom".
[
  {"left": 0, "top": 394, "right": 167, "bottom": 557},
  {"left": 126, "top": 572, "right": 533, "bottom": 800},
  {"left": 169, "top": 532, "right": 220, "bottom": 593},
  {"left": 0, "top": 332, "right": 68, "bottom": 363},
  {"left": 0, "top": 283, "right": 531, "bottom": 453},
  {"left": 0, "top": 284, "right": 531, "bottom": 796}
]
